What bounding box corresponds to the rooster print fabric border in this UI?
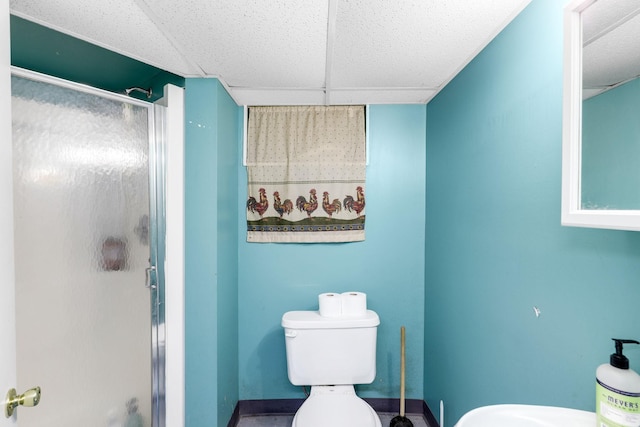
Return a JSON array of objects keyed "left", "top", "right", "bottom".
[
  {"left": 246, "top": 179, "right": 366, "bottom": 242},
  {"left": 246, "top": 106, "right": 366, "bottom": 243}
]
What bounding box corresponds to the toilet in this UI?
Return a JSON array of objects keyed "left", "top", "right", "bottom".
[{"left": 281, "top": 309, "right": 382, "bottom": 427}]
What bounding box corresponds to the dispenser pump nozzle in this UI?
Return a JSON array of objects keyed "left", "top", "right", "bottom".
[{"left": 611, "top": 339, "right": 640, "bottom": 369}]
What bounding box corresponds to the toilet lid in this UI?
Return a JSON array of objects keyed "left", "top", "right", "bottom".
[{"left": 293, "top": 392, "right": 381, "bottom": 427}]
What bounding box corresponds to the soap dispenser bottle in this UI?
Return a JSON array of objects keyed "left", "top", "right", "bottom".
[{"left": 596, "top": 339, "right": 640, "bottom": 427}]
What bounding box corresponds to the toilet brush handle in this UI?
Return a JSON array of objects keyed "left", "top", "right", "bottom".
[{"left": 400, "top": 326, "right": 406, "bottom": 417}]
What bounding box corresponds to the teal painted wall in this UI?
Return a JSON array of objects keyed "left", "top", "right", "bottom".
[
  {"left": 185, "top": 78, "right": 241, "bottom": 427},
  {"left": 424, "top": 1, "right": 640, "bottom": 425},
  {"left": 582, "top": 78, "right": 640, "bottom": 209},
  {"left": 215, "top": 81, "right": 241, "bottom": 426},
  {"left": 237, "top": 104, "right": 427, "bottom": 401}
]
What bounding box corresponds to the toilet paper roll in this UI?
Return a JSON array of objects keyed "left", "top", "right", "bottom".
[
  {"left": 318, "top": 292, "right": 342, "bottom": 317},
  {"left": 341, "top": 291, "right": 367, "bottom": 316}
]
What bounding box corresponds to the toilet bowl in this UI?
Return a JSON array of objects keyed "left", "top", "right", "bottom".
[
  {"left": 292, "top": 385, "right": 382, "bottom": 427},
  {"left": 282, "top": 307, "right": 381, "bottom": 427}
]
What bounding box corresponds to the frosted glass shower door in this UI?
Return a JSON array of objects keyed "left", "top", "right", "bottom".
[{"left": 11, "top": 73, "right": 153, "bottom": 427}]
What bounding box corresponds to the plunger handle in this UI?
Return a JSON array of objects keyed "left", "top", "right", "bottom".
[{"left": 400, "top": 326, "right": 406, "bottom": 417}]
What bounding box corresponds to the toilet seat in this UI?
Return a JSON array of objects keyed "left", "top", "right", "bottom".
[{"left": 292, "top": 386, "right": 382, "bottom": 427}]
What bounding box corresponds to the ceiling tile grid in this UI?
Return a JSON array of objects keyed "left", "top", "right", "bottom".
[{"left": 10, "top": 0, "right": 533, "bottom": 105}]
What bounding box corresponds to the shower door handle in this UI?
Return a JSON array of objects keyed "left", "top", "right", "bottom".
[{"left": 145, "top": 266, "right": 157, "bottom": 289}]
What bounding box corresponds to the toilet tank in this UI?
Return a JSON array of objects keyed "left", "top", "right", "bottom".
[{"left": 281, "top": 310, "right": 380, "bottom": 386}]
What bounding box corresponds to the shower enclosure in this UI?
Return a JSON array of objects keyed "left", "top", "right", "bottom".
[{"left": 10, "top": 68, "right": 166, "bottom": 427}]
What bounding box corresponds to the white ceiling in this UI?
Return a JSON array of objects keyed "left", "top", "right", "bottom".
[
  {"left": 10, "top": 0, "right": 533, "bottom": 106},
  {"left": 582, "top": 0, "right": 640, "bottom": 99}
]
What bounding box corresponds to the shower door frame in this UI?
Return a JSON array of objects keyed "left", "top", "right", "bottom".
[{"left": 10, "top": 66, "right": 171, "bottom": 427}]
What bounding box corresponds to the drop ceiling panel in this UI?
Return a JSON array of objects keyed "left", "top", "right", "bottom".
[
  {"left": 582, "top": 0, "right": 640, "bottom": 93},
  {"left": 329, "top": 88, "right": 437, "bottom": 105},
  {"left": 582, "top": 0, "right": 640, "bottom": 42},
  {"left": 9, "top": 0, "right": 199, "bottom": 76},
  {"left": 149, "top": 0, "right": 330, "bottom": 88},
  {"left": 583, "top": 12, "right": 640, "bottom": 91},
  {"left": 231, "top": 88, "right": 327, "bottom": 106},
  {"left": 330, "top": 0, "right": 531, "bottom": 90}
]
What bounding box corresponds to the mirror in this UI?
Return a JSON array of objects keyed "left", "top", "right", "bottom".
[{"left": 562, "top": 0, "right": 640, "bottom": 231}]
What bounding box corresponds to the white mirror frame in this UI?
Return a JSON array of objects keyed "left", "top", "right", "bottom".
[{"left": 561, "top": 0, "right": 640, "bottom": 231}]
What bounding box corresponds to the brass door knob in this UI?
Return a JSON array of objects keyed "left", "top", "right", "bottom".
[{"left": 4, "top": 386, "right": 41, "bottom": 418}]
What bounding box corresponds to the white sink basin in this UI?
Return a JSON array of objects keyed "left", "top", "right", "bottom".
[{"left": 455, "top": 404, "right": 596, "bottom": 427}]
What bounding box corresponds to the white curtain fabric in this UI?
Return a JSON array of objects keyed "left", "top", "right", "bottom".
[{"left": 246, "top": 105, "right": 366, "bottom": 243}]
